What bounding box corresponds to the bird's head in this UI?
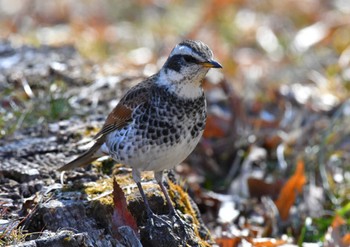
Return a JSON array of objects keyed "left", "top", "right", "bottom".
[{"left": 159, "top": 40, "right": 222, "bottom": 99}]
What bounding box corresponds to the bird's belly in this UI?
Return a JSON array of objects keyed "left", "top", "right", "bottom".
[
  {"left": 105, "top": 123, "right": 203, "bottom": 172},
  {"left": 139, "top": 134, "right": 202, "bottom": 171}
]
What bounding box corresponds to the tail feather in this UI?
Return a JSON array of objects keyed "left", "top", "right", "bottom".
[{"left": 58, "top": 142, "right": 103, "bottom": 171}]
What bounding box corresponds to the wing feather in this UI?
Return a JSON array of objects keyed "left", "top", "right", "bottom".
[
  {"left": 93, "top": 78, "right": 154, "bottom": 141},
  {"left": 58, "top": 76, "right": 155, "bottom": 171}
]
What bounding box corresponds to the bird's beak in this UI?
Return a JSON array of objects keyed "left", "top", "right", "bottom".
[{"left": 200, "top": 59, "right": 223, "bottom": 69}]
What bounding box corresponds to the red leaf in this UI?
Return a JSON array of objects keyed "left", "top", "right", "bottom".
[
  {"left": 112, "top": 178, "right": 138, "bottom": 239},
  {"left": 274, "top": 160, "right": 307, "bottom": 220},
  {"left": 216, "top": 237, "right": 241, "bottom": 247}
]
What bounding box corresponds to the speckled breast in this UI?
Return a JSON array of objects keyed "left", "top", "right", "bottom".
[{"left": 106, "top": 87, "right": 207, "bottom": 171}]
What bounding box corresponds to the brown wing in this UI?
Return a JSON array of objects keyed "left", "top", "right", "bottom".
[
  {"left": 93, "top": 104, "right": 133, "bottom": 141},
  {"left": 58, "top": 77, "right": 154, "bottom": 171},
  {"left": 93, "top": 77, "right": 154, "bottom": 141}
]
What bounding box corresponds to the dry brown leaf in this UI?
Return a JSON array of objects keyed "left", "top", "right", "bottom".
[
  {"left": 325, "top": 214, "right": 349, "bottom": 247},
  {"left": 215, "top": 237, "right": 241, "bottom": 247},
  {"left": 342, "top": 233, "right": 350, "bottom": 245},
  {"left": 274, "top": 160, "right": 307, "bottom": 220},
  {"left": 248, "top": 177, "right": 282, "bottom": 199},
  {"left": 203, "top": 115, "right": 227, "bottom": 138},
  {"left": 263, "top": 135, "right": 282, "bottom": 151},
  {"left": 331, "top": 214, "right": 346, "bottom": 228}
]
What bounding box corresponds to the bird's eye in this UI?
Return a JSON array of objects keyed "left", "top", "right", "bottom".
[{"left": 183, "top": 55, "right": 197, "bottom": 64}]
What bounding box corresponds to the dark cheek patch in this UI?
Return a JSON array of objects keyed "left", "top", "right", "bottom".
[{"left": 164, "top": 55, "right": 182, "bottom": 72}]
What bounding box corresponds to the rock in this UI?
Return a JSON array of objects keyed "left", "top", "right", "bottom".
[
  {"left": 11, "top": 230, "right": 94, "bottom": 247},
  {"left": 115, "top": 226, "right": 142, "bottom": 247},
  {"left": 23, "top": 195, "right": 117, "bottom": 247}
]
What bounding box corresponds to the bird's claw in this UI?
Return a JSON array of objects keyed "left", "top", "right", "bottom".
[
  {"left": 147, "top": 212, "right": 172, "bottom": 228},
  {"left": 146, "top": 210, "right": 188, "bottom": 246},
  {"left": 169, "top": 210, "right": 188, "bottom": 246}
]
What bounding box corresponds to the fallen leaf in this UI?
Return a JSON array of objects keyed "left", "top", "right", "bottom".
[
  {"left": 324, "top": 214, "right": 349, "bottom": 247},
  {"left": 342, "top": 233, "right": 350, "bottom": 246},
  {"left": 248, "top": 177, "right": 282, "bottom": 199},
  {"left": 203, "top": 114, "right": 227, "bottom": 138},
  {"left": 274, "top": 160, "right": 307, "bottom": 220},
  {"left": 331, "top": 214, "right": 346, "bottom": 228},
  {"left": 112, "top": 177, "right": 138, "bottom": 239},
  {"left": 263, "top": 134, "right": 282, "bottom": 151},
  {"left": 216, "top": 237, "right": 241, "bottom": 247}
]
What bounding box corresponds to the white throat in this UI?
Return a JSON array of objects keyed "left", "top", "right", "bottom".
[{"left": 157, "top": 69, "right": 206, "bottom": 99}]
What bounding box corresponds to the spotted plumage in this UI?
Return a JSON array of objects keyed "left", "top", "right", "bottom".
[
  {"left": 58, "top": 40, "right": 222, "bottom": 227},
  {"left": 104, "top": 83, "right": 206, "bottom": 171}
]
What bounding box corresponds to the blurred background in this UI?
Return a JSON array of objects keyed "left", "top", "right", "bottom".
[{"left": 1, "top": 0, "right": 350, "bottom": 245}]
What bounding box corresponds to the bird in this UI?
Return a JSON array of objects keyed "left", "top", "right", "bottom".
[{"left": 58, "top": 40, "right": 222, "bottom": 226}]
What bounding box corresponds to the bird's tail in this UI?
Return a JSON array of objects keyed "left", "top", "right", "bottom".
[{"left": 58, "top": 142, "right": 103, "bottom": 171}]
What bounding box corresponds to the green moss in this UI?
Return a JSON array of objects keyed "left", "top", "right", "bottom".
[
  {"left": 168, "top": 181, "right": 213, "bottom": 245},
  {"left": 84, "top": 178, "right": 113, "bottom": 196}
]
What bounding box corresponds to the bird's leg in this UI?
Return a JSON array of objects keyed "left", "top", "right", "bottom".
[
  {"left": 155, "top": 171, "right": 177, "bottom": 216},
  {"left": 132, "top": 169, "right": 171, "bottom": 227},
  {"left": 155, "top": 171, "right": 188, "bottom": 241},
  {"left": 135, "top": 181, "right": 154, "bottom": 218}
]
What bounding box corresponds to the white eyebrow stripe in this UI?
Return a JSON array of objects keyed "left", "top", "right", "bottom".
[
  {"left": 171, "top": 45, "right": 192, "bottom": 56},
  {"left": 170, "top": 45, "right": 204, "bottom": 61}
]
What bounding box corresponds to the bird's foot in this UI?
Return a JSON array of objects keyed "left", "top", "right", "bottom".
[
  {"left": 142, "top": 212, "right": 187, "bottom": 246},
  {"left": 144, "top": 210, "right": 189, "bottom": 246},
  {"left": 168, "top": 210, "right": 189, "bottom": 246},
  {"left": 147, "top": 211, "right": 172, "bottom": 228}
]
